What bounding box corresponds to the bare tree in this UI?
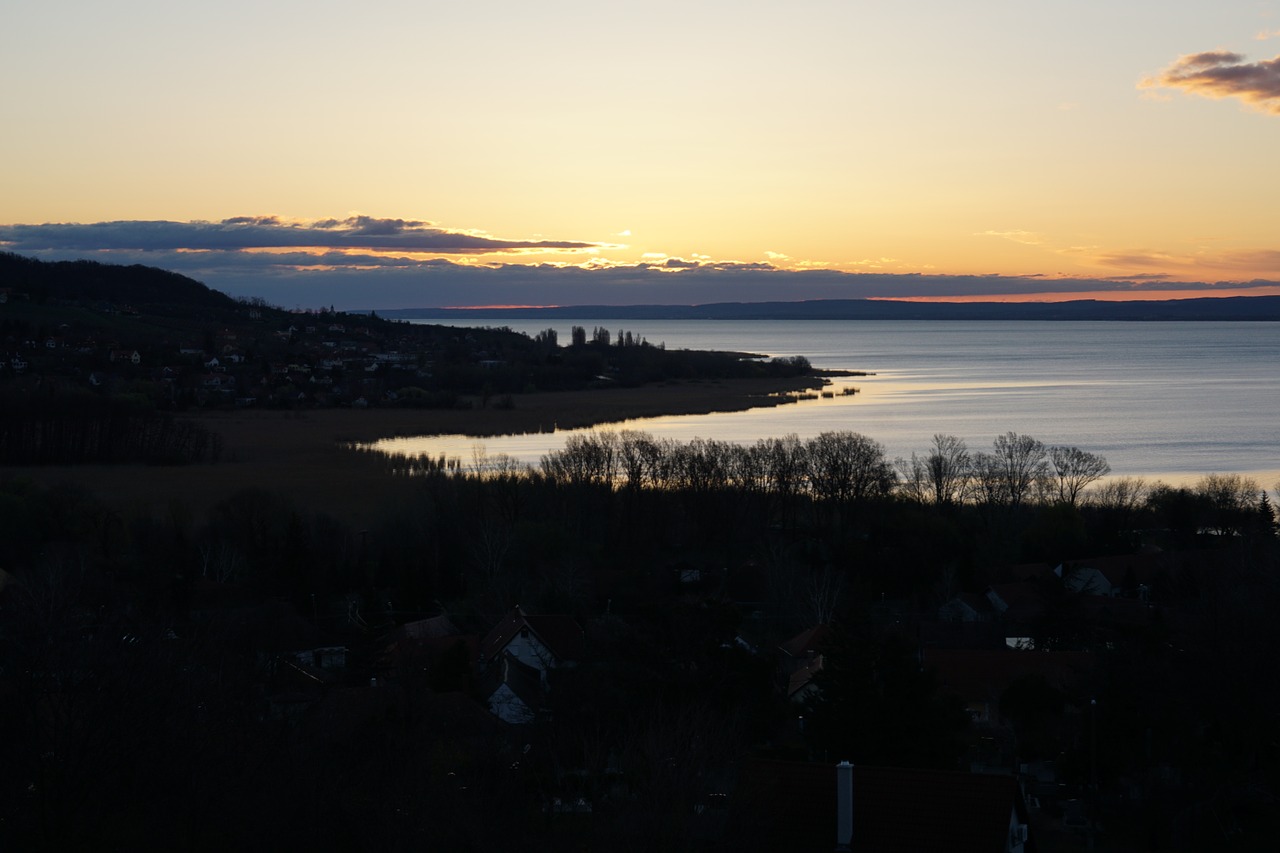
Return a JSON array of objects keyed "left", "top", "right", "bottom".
[
  {"left": 1087, "top": 476, "right": 1149, "bottom": 514},
  {"left": 990, "top": 431, "right": 1049, "bottom": 508},
  {"left": 1195, "top": 473, "right": 1262, "bottom": 536},
  {"left": 896, "top": 434, "right": 971, "bottom": 506},
  {"left": 470, "top": 444, "right": 529, "bottom": 479},
  {"left": 805, "top": 431, "right": 894, "bottom": 507},
  {"left": 969, "top": 451, "right": 1009, "bottom": 508},
  {"left": 540, "top": 431, "right": 618, "bottom": 487},
  {"left": 755, "top": 435, "right": 807, "bottom": 528},
  {"left": 1049, "top": 445, "right": 1111, "bottom": 505},
  {"left": 927, "top": 433, "right": 971, "bottom": 505},
  {"left": 800, "top": 566, "right": 846, "bottom": 625},
  {"left": 618, "top": 430, "right": 660, "bottom": 490},
  {"left": 894, "top": 453, "right": 930, "bottom": 505}
]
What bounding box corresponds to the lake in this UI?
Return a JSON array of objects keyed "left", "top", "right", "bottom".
[{"left": 375, "top": 319, "right": 1279, "bottom": 489}]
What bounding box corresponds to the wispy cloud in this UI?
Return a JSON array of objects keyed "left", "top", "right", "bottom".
[
  {"left": 1140, "top": 50, "right": 1280, "bottom": 114},
  {"left": 1094, "top": 247, "right": 1280, "bottom": 274},
  {"left": 0, "top": 216, "right": 603, "bottom": 254},
  {"left": 979, "top": 230, "right": 1044, "bottom": 246}
]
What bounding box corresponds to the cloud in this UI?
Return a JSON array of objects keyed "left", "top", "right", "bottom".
[
  {"left": 1140, "top": 50, "right": 1280, "bottom": 114},
  {"left": 979, "top": 230, "right": 1044, "bottom": 246},
  {"left": 4, "top": 216, "right": 1278, "bottom": 309},
  {"left": 0, "top": 216, "right": 602, "bottom": 254},
  {"left": 1093, "top": 247, "right": 1280, "bottom": 274},
  {"left": 16, "top": 244, "right": 1269, "bottom": 309}
]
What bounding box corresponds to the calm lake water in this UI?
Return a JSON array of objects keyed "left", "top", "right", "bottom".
[{"left": 377, "top": 320, "right": 1279, "bottom": 488}]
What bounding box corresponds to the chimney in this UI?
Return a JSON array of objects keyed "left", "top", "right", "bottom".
[{"left": 836, "top": 760, "right": 853, "bottom": 851}]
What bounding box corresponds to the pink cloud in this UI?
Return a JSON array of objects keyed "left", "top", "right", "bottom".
[{"left": 1141, "top": 50, "right": 1280, "bottom": 114}]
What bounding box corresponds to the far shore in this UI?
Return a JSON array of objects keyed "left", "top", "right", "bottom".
[{"left": 1, "top": 373, "right": 837, "bottom": 525}]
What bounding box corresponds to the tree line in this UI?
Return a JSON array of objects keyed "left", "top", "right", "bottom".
[{"left": 457, "top": 429, "right": 1116, "bottom": 510}]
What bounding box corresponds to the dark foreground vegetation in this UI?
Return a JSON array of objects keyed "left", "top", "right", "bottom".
[{"left": 3, "top": 426, "right": 1278, "bottom": 851}]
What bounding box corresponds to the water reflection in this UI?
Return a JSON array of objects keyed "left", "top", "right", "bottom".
[
  {"left": 371, "top": 320, "right": 1280, "bottom": 486},
  {"left": 366, "top": 377, "right": 866, "bottom": 468}
]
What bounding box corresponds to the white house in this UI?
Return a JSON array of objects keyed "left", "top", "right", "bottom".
[
  {"left": 479, "top": 606, "right": 583, "bottom": 684},
  {"left": 483, "top": 653, "right": 544, "bottom": 724},
  {"left": 1056, "top": 563, "right": 1115, "bottom": 597}
]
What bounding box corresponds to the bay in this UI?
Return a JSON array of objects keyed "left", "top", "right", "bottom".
[{"left": 378, "top": 319, "right": 1280, "bottom": 488}]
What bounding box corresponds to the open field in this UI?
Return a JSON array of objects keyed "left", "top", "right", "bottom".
[{"left": 1, "top": 374, "right": 831, "bottom": 525}]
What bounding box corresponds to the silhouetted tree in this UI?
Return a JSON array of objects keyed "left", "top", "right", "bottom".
[{"left": 1050, "top": 445, "right": 1111, "bottom": 505}]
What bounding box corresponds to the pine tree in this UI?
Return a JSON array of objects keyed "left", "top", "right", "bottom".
[{"left": 1257, "top": 490, "right": 1277, "bottom": 537}]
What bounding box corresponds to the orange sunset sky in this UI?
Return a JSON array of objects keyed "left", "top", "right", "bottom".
[{"left": 2, "top": 1, "right": 1279, "bottom": 309}]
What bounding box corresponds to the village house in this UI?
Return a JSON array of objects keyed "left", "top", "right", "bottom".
[
  {"left": 479, "top": 606, "right": 584, "bottom": 681},
  {"left": 778, "top": 624, "right": 829, "bottom": 703},
  {"left": 481, "top": 653, "right": 544, "bottom": 724}
]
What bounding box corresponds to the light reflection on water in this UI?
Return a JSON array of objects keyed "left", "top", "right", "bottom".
[{"left": 374, "top": 320, "right": 1280, "bottom": 488}]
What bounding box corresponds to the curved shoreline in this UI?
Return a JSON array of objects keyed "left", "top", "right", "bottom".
[
  {"left": 196, "top": 372, "right": 842, "bottom": 447},
  {"left": 1, "top": 372, "right": 845, "bottom": 523}
]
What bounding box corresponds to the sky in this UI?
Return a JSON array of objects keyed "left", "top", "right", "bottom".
[{"left": 3, "top": 0, "right": 1280, "bottom": 310}]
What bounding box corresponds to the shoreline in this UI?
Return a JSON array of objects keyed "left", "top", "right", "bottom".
[
  {"left": 0, "top": 372, "right": 839, "bottom": 524},
  {"left": 199, "top": 371, "right": 839, "bottom": 447}
]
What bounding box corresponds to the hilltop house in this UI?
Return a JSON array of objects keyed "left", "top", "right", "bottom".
[{"left": 478, "top": 606, "right": 584, "bottom": 684}]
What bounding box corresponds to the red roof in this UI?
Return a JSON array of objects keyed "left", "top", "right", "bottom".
[
  {"left": 788, "top": 655, "right": 824, "bottom": 699},
  {"left": 479, "top": 606, "right": 584, "bottom": 664},
  {"left": 779, "top": 624, "right": 830, "bottom": 659},
  {"left": 395, "top": 614, "right": 460, "bottom": 642}
]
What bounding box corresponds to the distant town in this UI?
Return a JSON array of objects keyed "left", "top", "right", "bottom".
[{"left": 0, "top": 252, "right": 814, "bottom": 465}]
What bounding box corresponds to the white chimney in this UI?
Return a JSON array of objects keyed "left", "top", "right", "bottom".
[{"left": 836, "top": 760, "right": 853, "bottom": 851}]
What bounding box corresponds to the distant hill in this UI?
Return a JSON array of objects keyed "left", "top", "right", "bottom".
[
  {"left": 0, "top": 251, "right": 236, "bottom": 311},
  {"left": 0, "top": 254, "right": 817, "bottom": 424},
  {"left": 382, "top": 295, "right": 1280, "bottom": 322}
]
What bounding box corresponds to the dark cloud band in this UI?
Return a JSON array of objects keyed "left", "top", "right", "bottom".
[
  {"left": 3, "top": 216, "right": 1277, "bottom": 309},
  {"left": 0, "top": 217, "right": 600, "bottom": 253}
]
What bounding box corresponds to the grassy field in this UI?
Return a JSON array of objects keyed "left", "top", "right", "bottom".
[{"left": 2, "top": 374, "right": 830, "bottom": 525}]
